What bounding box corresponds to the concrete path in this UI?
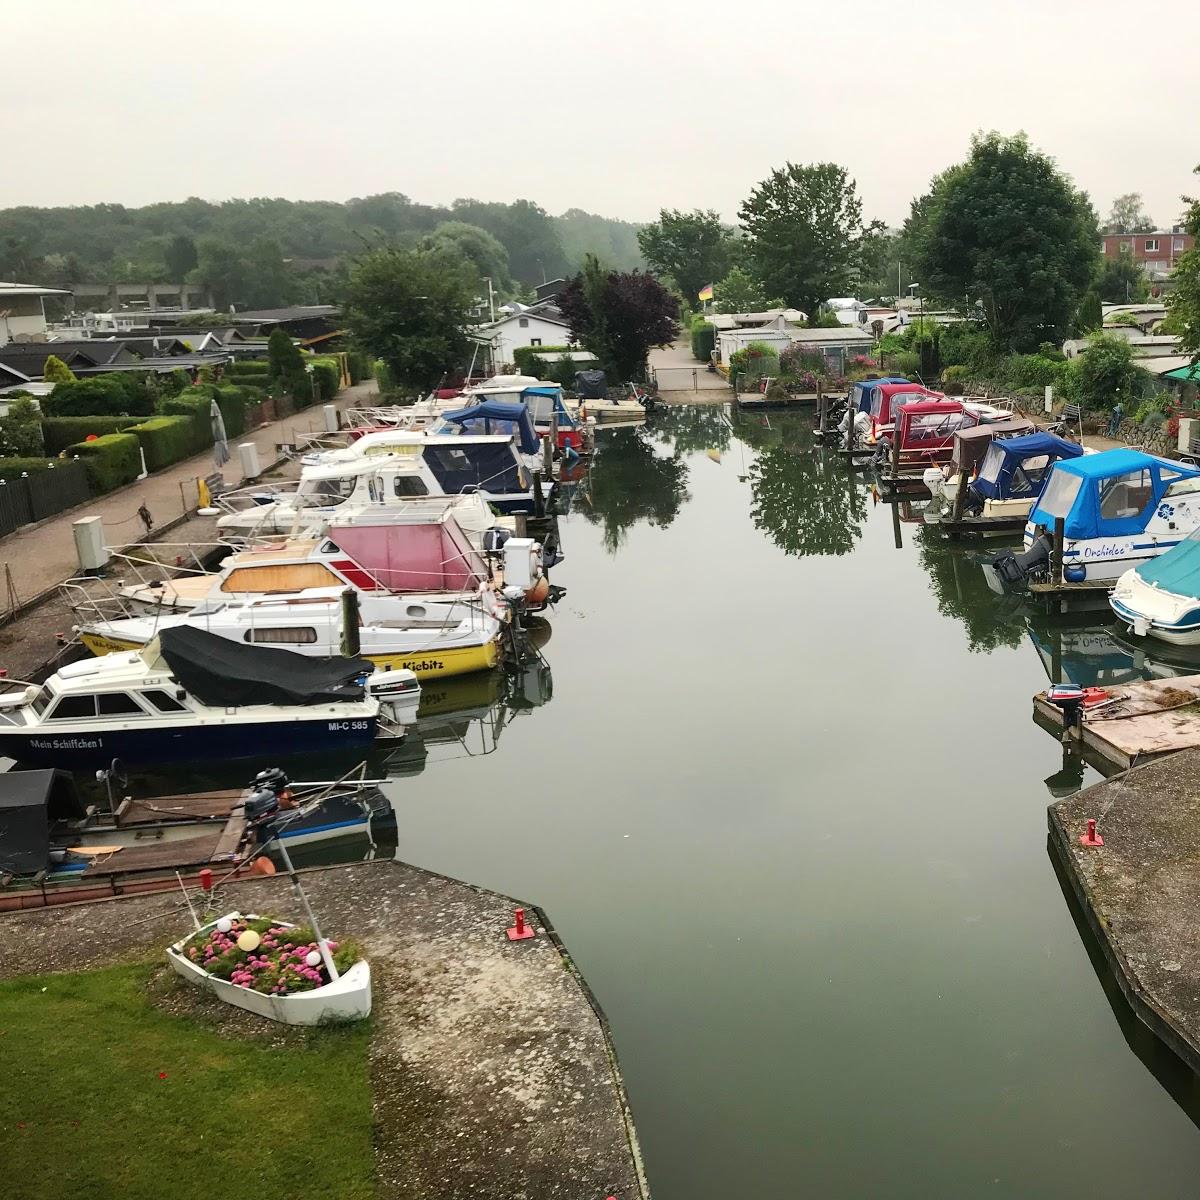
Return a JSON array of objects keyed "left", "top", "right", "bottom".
[
  {"left": 1, "top": 380, "right": 376, "bottom": 606},
  {"left": 650, "top": 339, "right": 728, "bottom": 401}
]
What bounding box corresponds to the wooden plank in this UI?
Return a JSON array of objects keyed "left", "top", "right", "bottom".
[
  {"left": 1029, "top": 578, "right": 1113, "bottom": 595},
  {"left": 79, "top": 830, "right": 223, "bottom": 877},
  {"left": 119, "top": 790, "right": 243, "bottom": 826},
  {"left": 212, "top": 814, "right": 248, "bottom": 860}
]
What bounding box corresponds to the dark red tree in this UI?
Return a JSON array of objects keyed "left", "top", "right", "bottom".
[{"left": 558, "top": 256, "right": 680, "bottom": 382}]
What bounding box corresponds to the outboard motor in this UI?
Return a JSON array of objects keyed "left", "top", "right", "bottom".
[
  {"left": 250, "top": 767, "right": 290, "bottom": 796},
  {"left": 481, "top": 526, "right": 511, "bottom": 556},
  {"left": 990, "top": 532, "right": 1052, "bottom": 588},
  {"left": 244, "top": 786, "right": 281, "bottom": 822},
  {"left": 1045, "top": 683, "right": 1085, "bottom": 740}
]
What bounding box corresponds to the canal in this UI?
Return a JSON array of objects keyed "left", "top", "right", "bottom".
[{"left": 393, "top": 406, "right": 1200, "bottom": 1198}]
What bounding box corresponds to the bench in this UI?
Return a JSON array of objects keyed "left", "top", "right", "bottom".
[{"left": 1060, "top": 403, "right": 1084, "bottom": 439}]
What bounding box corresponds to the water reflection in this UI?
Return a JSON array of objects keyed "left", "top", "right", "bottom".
[
  {"left": 733, "top": 411, "right": 869, "bottom": 557},
  {"left": 649, "top": 404, "right": 733, "bottom": 458},
  {"left": 579, "top": 426, "right": 690, "bottom": 552}
]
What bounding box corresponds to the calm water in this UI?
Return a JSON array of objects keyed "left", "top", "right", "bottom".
[{"left": 379, "top": 406, "right": 1200, "bottom": 1198}]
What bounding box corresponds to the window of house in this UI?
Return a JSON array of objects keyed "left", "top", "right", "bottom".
[
  {"left": 518, "top": 317, "right": 529, "bottom": 328},
  {"left": 48, "top": 695, "right": 99, "bottom": 720},
  {"left": 1145, "top": 238, "right": 1160, "bottom": 252},
  {"left": 97, "top": 693, "right": 147, "bottom": 716},
  {"left": 1120, "top": 240, "right": 1131, "bottom": 252},
  {"left": 530, "top": 338, "right": 542, "bottom": 347},
  {"left": 1175, "top": 238, "right": 1186, "bottom": 252},
  {"left": 143, "top": 689, "right": 189, "bottom": 713},
  {"left": 245, "top": 627, "right": 319, "bottom": 644}
]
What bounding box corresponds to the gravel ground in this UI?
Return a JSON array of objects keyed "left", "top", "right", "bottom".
[{"left": 0, "top": 860, "right": 649, "bottom": 1200}]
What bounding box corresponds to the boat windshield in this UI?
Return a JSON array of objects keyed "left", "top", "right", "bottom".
[
  {"left": 296, "top": 476, "right": 357, "bottom": 507},
  {"left": 978, "top": 443, "right": 1005, "bottom": 484},
  {"left": 29, "top": 687, "right": 50, "bottom": 716},
  {"left": 1038, "top": 468, "right": 1084, "bottom": 520}
]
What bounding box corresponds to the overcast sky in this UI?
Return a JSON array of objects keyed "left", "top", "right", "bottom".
[{"left": 6, "top": 0, "right": 1197, "bottom": 230}]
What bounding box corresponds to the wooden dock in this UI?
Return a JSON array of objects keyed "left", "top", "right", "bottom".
[
  {"left": 1033, "top": 674, "right": 1200, "bottom": 772},
  {"left": 737, "top": 391, "right": 843, "bottom": 410},
  {"left": 932, "top": 514, "right": 1028, "bottom": 537}
]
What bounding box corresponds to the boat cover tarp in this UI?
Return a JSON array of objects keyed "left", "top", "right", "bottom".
[
  {"left": 423, "top": 441, "right": 525, "bottom": 497},
  {"left": 949, "top": 418, "right": 1036, "bottom": 474},
  {"left": 440, "top": 401, "right": 540, "bottom": 455},
  {"left": 159, "top": 626, "right": 371, "bottom": 707},
  {"left": 854, "top": 377, "right": 910, "bottom": 412},
  {"left": 1136, "top": 530, "right": 1200, "bottom": 594},
  {"left": 575, "top": 369, "right": 607, "bottom": 400},
  {"left": 0, "top": 769, "right": 82, "bottom": 874},
  {"left": 1029, "top": 449, "right": 1200, "bottom": 539},
  {"left": 521, "top": 386, "right": 578, "bottom": 428},
  {"left": 972, "top": 430, "right": 1081, "bottom": 499}
]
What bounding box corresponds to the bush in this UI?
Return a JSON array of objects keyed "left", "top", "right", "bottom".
[
  {"left": 43, "top": 374, "right": 155, "bottom": 418},
  {"left": 729, "top": 341, "right": 780, "bottom": 384},
  {"left": 890, "top": 351, "right": 921, "bottom": 376},
  {"left": 690, "top": 317, "right": 716, "bottom": 362},
  {"left": 0, "top": 457, "right": 61, "bottom": 482},
  {"left": 938, "top": 324, "right": 995, "bottom": 373},
  {"left": 1059, "top": 333, "right": 1152, "bottom": 412},
  {"left": 159, "top": 388, "right": 215, "bottom": 450},
  {"left": 65, "top": 433, "right": 142, "bottom": 493},
  {"left": 307, "top": 357, "right": 341, "bottom": 401},
  {"left": 214, "top": 386, "right": 248, "bottom": 438},
  {"left": 225, "top": 359, "right": 271, "bottom": 378},
  {"left": 42, "top": 416, "right": 133, "bottom": 454},
  {"left": 43, "top": 355, "right": 76, "bottom": 384},
  {"left": 1001, "top": 354, "right": 1064, "bottom": 390},
  {"left": 779, "top": 344, "right": 827, "bottom": 377},
  {"left": 0, "top": 396, "right": 45, "bottom": 457},
  {"left": 514, "top": 345, "right": 571, "bottom": 377},
  {"left": 346, "top": 351, "right": 370, "bottom": 384}
]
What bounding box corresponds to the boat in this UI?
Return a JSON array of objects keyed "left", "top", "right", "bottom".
[
  {"left": 74, "top": 586, "right": 503, "bottom": 680},
  {"left": 0, "top": 765, "right": 397, "bottom": 910},
  {"left": 1110, "top": 525, "right": 1200, "bottom": 644},
  {"left": 925, "top": 424, "right": 1081, "bottom": 529},
  {"left": 994, "top": 449, "right": 1200, "bottom": 587},
  {"left": 0, "top": 627, "right": 419, "bottom": 768},
  {"left": 456, "top": 375, "right": 586, "bottom": 452},
  {"left": 850, "top": 377, "right": 912, "bottom": 414},
  {"left": 874, "top": 398, "right": 1011, "bottom": 486}
]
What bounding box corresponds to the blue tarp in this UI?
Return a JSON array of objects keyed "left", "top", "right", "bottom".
[
  {"left": 1136, "top": 529, "right": 1200, "bottom": 596},
  {"left": 973, "top": 432, "right": 1082, "bottom": 500},
  {"left": 1028, "top": 449, "right": 1200, "bottom": 539},
  {"left": 440, "top": 401, "right": 541, "bottom": 455}
]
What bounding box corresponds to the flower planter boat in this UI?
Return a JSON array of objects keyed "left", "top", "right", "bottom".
[{"left": 167, "top": 912, "right": 371, "bottom": 1025}]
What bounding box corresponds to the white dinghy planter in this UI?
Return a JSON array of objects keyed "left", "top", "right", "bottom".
[{"left": 167, "top": 911, "right": 372, "bottom": 1026}]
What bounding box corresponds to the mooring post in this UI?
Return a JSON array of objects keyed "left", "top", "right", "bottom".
[
  {"left": 951, "top": 471, "right": 968, "bottom": 523},
  {"left": 890, "top": 413, "right": 902, "bottom": 483},
  {"left": 542, "top": 434, "right": 552, "bottom": 477},
  {"left": 531, "top": 471, "right": 545, "bottom": 519},
  {"left": 1053, "top": 516, "right": 1066, "bottom": 585},
  {"left": 891, "top": 497, "right": 903, "bottom": 549},
  {"left": 818, "top": 387, "right": 828, "bottom": 438}
]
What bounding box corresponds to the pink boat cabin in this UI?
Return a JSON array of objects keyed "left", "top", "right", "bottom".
[
  {"left": 868, "top": 382, "right": 942, "bottom": 436},
  {"left": 891, "top": 398, "right": 980, "bottom": 466}
]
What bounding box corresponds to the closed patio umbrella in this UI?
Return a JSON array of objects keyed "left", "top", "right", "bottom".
[{"left": 210, "top": 398, "right": 229, "bottom": 468}]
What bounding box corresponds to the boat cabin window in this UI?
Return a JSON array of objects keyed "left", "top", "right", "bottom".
[
  {"left": 393, "top": 475, "right": 428, "bottom": 497},
  {"left": 905, "top": 412, "right": 964, "bottom": 442},
  {"left": 1009, "top": 455, "right": 1052, "bottom": 495},
  {"left": 97, "top": 693, "right": 146, "bottom": 716},
  {"left": 1038, "top": 470, "right": 1084, "bottom": 519},
  {"left": 1099, "top": 468, "right": 1154, "bottom": 520},
  {"left": 310, "top": 477, "right": 356, "bottom": 505},
  {"left": 48, "top": 695, "right": 99, "bottom": 720},
  {"left": 143, "top": 689, "right": 189, "bottom": 713},
  {"left": 29, "top": 687, "right": 50, "bottom": 716},
  {"left": 978, "top": 444, "right": 1005, "bottom": 484},
  {"left": 1166, "top": 478, "right": 1200, "bottom": 498},
  {"left": 244, "top": 627, "right": 319, "bottom": 644}
]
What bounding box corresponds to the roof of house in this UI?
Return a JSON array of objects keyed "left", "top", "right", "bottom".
[
  {"left": 787, "top": 327, "right": 874, "bottom": 344},
  {"left": 230, "top": 305, "right": 340, "bottom": 323},
  {"left": 0, "top": 362, "right": 31, "bottom": 386},
  {"left": 0, "top": 280, "right": 70, "bottom": 298},
  {"left": 0, "top": 340, "right": 132, "bottom": 377}
]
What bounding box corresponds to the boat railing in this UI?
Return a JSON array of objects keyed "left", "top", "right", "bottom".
[{"left": 214, "top": 479, "right": 301, "bottom": 516}]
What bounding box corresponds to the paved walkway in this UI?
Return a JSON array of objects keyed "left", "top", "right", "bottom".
[
  {"left": 651, "top": 339, "right": 729, "bottom": 401},
  {"left": 3, "top": 380, "right": 376, "bottom": 604}
]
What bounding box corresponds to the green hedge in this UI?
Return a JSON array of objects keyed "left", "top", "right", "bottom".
[
  {"left": 125, "top": 416, "right": 199, "bottom": 472},
  {"left": 42, "top": 374, "right": 155, "bottom": 418},
  {"left": 42, "top": 416, "right": 133, "bottom": 454},
  {"left": 225, "top": 360, "right": 271, "bottom": 377},
  {"left": 0, "top": 457, "right": 61, "bottom": 482},
  {"left": 346, "top": 351, "right": 369, "bottom": 384},
  {"left": 306, "top": 357, "right": 341, "bottom": 401},
  {"left": 66, "top": 433, "right": 142, "bottom": 493},
  {"left": 513, "top": 345, "right": 571, "bottom": 376},
  {"left": 690, "top": 318, "right": 716, "bottom": 362}
]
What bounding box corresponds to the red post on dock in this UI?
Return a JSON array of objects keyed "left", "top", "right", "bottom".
[
  {"left": 1079, "top": 818, "right": 1104, "bottom": 848},
  {"left": 506, "top": 907, "right": 536, "bottom": 941},
  {"left": 199, "top": 867, "right": 214, "bottom": 892}
]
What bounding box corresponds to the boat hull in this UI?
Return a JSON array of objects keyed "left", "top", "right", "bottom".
[
  {"left": 0, "top": 714, "right": 379, "bottom": 769},
  {"left": 80, "top": 633, "right": 498, "bottom": 680}
]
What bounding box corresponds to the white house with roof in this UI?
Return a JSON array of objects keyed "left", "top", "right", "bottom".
[
  {"left": 473, "top": 303, "right": 580, "bottom": 369},
  {"left": 0, "top": 281, "right": 71, "bottom": 346}
]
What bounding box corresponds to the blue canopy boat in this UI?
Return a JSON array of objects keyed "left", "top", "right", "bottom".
[
  {"left": 969, "top": 431, "right": 1084, "bottom": 512},
  {"left": 1111, "top": 524, "right": 1200, "bottom": 644}
]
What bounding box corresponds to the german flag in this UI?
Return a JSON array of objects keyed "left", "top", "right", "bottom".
[{"left": 698, "top": 283, "right": 714, "bottom": 302}]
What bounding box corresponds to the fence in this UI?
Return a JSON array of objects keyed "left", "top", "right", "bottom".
[{"left": 0, "top": 460, "right": 92, "bottom": 539}]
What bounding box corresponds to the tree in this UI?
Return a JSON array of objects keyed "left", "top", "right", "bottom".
[
  {"left": 738, "top": 162, "right": 879, "bottom": 316},
  {"left": 1064, "top": 333, "right": 1151, "bottom": 411},
  {"left": 344, "top": 246, "right": 476, "bottom": 393},
  {"left": 1103, "top": 193, "right": 1155, "bottom": 234},
  {"left": 1168, "top": 166, "right": 1200, "bottom": 359},
  {"left": 0, "top": 395, "right": 44, "bottom": 457},
  {"left": 712, "top": 266, "right": 783, "bottom": 314},
  {"left": 637, "top": 209, "right": 734, "bottom": 304},
  {"left": 189, "top": 238, "right": 250, "bottom": 311},
  {"left": 165, "top": 234, "right": 198, "bottom": 280},
  {"left": 422, "top": 221, "right": 512, "bottom": 292},
  {"left": 450, "top": 198, "right": 568, "bottom": 284},
  {"left": 915, "top": 132, "right": 1100, "bottom": 350},
  {"left": 1095, "top": 248, "right": 1149, "bottom": 303},
  {"left": 1076, "top": 288, "right": 1103, "bottom": 333},
  {"left": 558, "top": 255, "right": 680, "bottom": 381},
  {"left": 42, "top": 354, "right": 76, "bottom": 384}
]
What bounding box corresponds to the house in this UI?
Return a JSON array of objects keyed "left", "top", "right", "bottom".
[
  {"left": 230, "top": 306, "right": 341, "bottom": 340},
  {"left": 535, "top": 279, "right": 567, "bottom": 303},
  {"left": 706, "top": 307, "right": 808, "bottom": 334},
  {"left": 826, "top": 298, "right": 869, "bottom": 327},
  {"left": 70, "top": 281, "right": 213, "bottom": 313},
  {"left": 1100, "top": 303, "right": 1169, "bottom": 332},
  {"left": 0, "top": 339, "right": 138, "bottom": 379},
  {"left": 0, "top": 281, "right": 72, "bottom": 346},
  {"left": 473, "top": 302, "right": 578, "bottom": 369},
  {"left": 1102, "top": 228, "right": 1194, "bottom": 284},
  {"left": 716, "top": 325, "right": 874, "bottom": 376}
]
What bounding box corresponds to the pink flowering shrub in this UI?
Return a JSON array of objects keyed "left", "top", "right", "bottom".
[{"left": 181, "top": 916, "right": 359, "bottom": 997}]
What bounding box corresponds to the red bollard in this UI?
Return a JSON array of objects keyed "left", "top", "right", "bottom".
[
  {"left": 1079, "top": 818, "right": 1104, "bottom": 848},
  {"left": 199, "top": 867, "right": 214, "bottom": 892},
  {"left": 506, "top": 907, "right": 536, "bottom": 942}
]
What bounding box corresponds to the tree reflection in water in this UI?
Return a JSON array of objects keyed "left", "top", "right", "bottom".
[
  {"left": 914, "top": 525, "right": 1028, "bottom": 652},
  {"left": 648, "top": 404, "right": 733, "bottom": 458},
  {"left": 579, "top": 425, "right": 690, "bottom": 552},
  {"left": 733, "top": 409, "right": 869, "bottom": 557}
]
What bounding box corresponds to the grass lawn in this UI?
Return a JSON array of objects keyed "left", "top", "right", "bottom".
[{"left": 0, "top": 961, "right": 375, "bottom": 1200}]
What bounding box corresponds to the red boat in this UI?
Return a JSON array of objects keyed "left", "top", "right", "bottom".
[
  {"left": 868, "top": 381, "right": 942, "bottom": 437},
  {"left": 889, "top": 398, "right": 980, "bottom": 467}
]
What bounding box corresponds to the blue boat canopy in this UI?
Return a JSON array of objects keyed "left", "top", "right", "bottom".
[
  {"left": 521, "top": 385, "right": 578, "bottom": 429},
  {"left": 973, "top": 431, "right": 1083, "bottom": 501},
  {"left": 853, "top": 376, "right": 910, "bottom": 412},
  {"left": 1027, "top": 448, "right": 1200, "bottom": 539},
  {"left": 440, "top": 400, "right": 541, "bottom": 455},
  {"left": 1135, "top": 525, "right": 1200, "bottom": 595}
]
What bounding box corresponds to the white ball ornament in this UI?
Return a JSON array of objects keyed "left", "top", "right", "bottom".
[
  {"left": 237, "top": 930, "right": 261, "bottom": 952},
  {"left": 305, "top": 950, "right": 321, "bottom": 967},
  {"left": 216, "top": 918, "right": 232, "bottom": 934}
]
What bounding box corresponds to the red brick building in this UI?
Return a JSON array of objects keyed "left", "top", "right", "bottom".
[{"left": 1102, "top": 228, "right": 1194, "bottom": 278}]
